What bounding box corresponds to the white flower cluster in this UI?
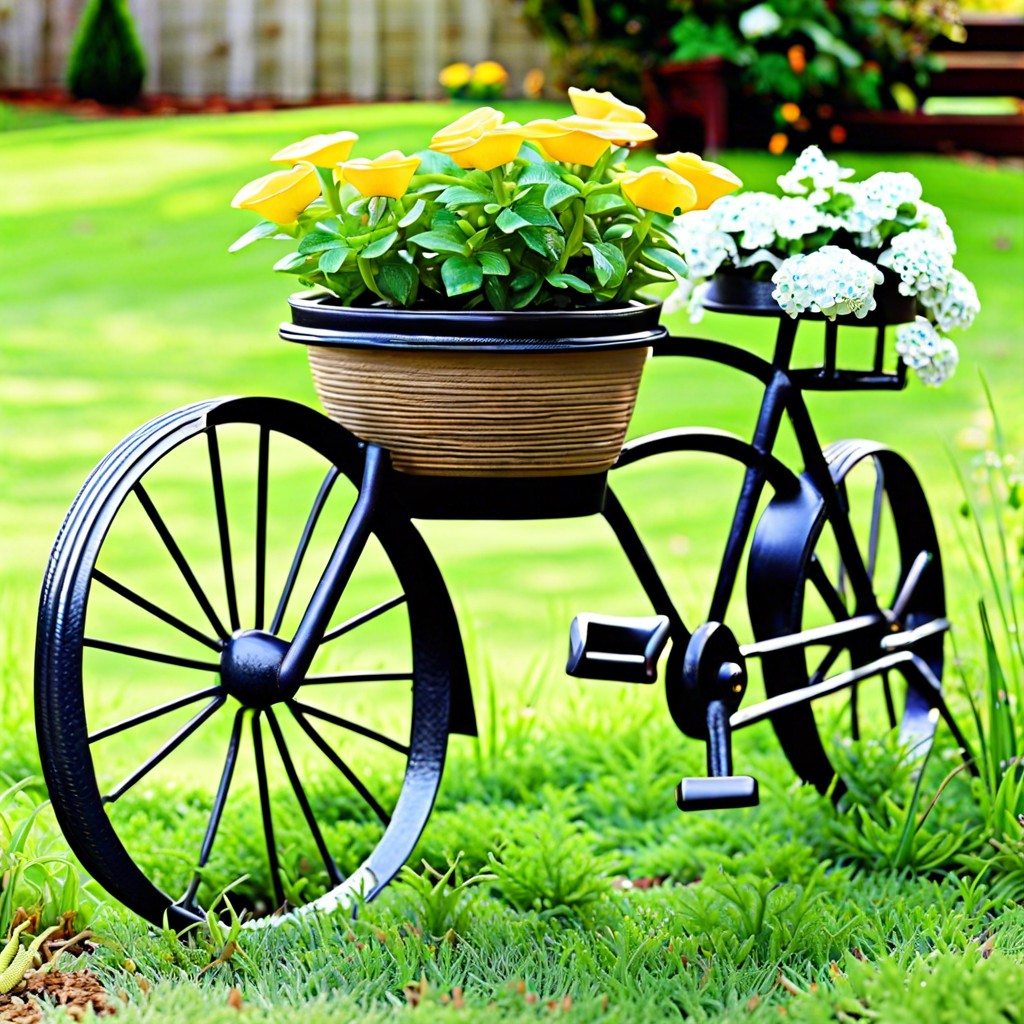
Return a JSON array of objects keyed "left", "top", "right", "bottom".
[
  {"left": 838, "top": 172, "right": 923, "bottom": 248},
  {"left": 777, "top": 145, "right": 854, "bottom": 203},
  {"left": 771, "top": 246, "right": 884, "bottom": 321},
  {"left": 895, "top": 316, "right": 959, "bottom": 386},
  {"left": 920, "top": 268, "right": 980, "bottom": 332},
  {"left": 668, "top": 210, "right": 738, "bottom": 278},
  {"left": 712, "top": 192, "right": 782, "bottom": 249},
  {"left": 915, "top": 200, "right": 957, "bottom": 254},
  {"left": 878, "top": 228, "right": 955, "bottom": 296}
]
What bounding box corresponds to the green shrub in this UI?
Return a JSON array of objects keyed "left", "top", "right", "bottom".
[{"left": 66, "top": 0, "right": 146, "bottom": 106}]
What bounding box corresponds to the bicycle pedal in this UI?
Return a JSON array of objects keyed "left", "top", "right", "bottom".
[
  {"left": 566, "top": 613, "right": 671, "bottom": 684},
  {"left": 676, "top": 776, "right": 759, "bottom": 811}
]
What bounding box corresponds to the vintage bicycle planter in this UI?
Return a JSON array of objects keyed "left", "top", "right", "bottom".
[{"left": 34, "top": 101, "right": 979, "bottom": 931}]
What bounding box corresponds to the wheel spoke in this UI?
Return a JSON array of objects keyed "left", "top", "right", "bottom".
[
  {"left": 891, "top": 551, "right": 933, "bottom": 623},
  {"left": 882, "top": 670, "right": 898, "bottom": 729},
  {"left": 320, "top": 594, "right": 407, "bottom": 646},
  {"left": 304, "top": 671, "right": 413, "bottom": 686},
  {"left": 135, "top": 482, "right": 229, "bottom": 640},
  {"left": 807, "top": 555, "right": 849, "bottom": 622},
  {"left": 252, "top": 711, "right": 286, "bottom": 912},
  {"left": 270, "top": 467, "right": 340, "bottom": 635},
  {"left": 255, "top": 425, "right": 269, "bottom": 631},
  {"left": 103, "top": 696, "right": 225, "bottom": 804},
  {"left": 265, "top": 708, "right": 342, "bottom": 887},
  {"left": 808, "top": 645, "right": 843, "bottom": 688},
  {"left": 83, "top": 637, "right": 219, "bottom": 673},
  {"left": 291, "top": 699, "right": 410, "bottom": 755},
  {"left": 89, "top": 685, "right": 223, "bottom": 743},
  {"left": 91, "top": 570, "right": 221, "bottom": 652},
  {"left": 866, "top": 460, "right": 886, "bottom": 582},
  {"left": 179, "top": 707, "right": 245, "bottom": 910},
  {"left": 207, "top": 429, "right": 241, "bottom": 634},
  {"left": 288, "top": 704, "right": 390, "bottom": 826},
  {"left": 850, "top": 680, "right": 860, "bottom": 741}
]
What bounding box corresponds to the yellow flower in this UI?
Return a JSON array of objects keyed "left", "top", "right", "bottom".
[
  {"left": 521, "top": 114, "right": 656, "bottom": 166},
  {"left": 340, "top": 150, "right": 421, "bottom": 199},
  {"left": 655, "top": 152, "right": 742, "bottom": 210},
  {"left": 231, "top": 162, "right": 320, "bottom": 223},
  {"left": 438, "top": 62, "right": 472, "bottom": 89},
  {"left": 431, "top": 108, "right": 525, "bottom": 171},
  {"left": 471, "top": 61, "right": 508, "bottom": 87},
  {"left": 618, "top": 166, "right": 698, "bottom": 216},
  {"left": 271, "top": 131, "right": 358, "bottom": 168},
  {"left": 568, "top": 86, "right": 646, "bottom": 123},
  {"left": 430, "top": 106, "right": 504, "bottom": 147},
  {"left": 520, "top": 119, "right": 610, "bottom": 167}
]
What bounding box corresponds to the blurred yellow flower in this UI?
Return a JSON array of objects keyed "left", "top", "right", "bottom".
[
  {"left": 271, "top": 131, "right": 358, "bottom": 168},
  {"left": 568, "top": 87, "right": 646, "bottom": 123},
  {"left": 340, "top": 151, "right": 421, "bottom": 199},
  {"left": 618, "top": 166, "right": 698, "bottom": 216},
  {"left": 231, "top": 162, "right": 320, "bottom": 223},
  {"left": 655, "top": 152, "right": 742, "bottom": 210},
  {"left": 472, "top": 61, "right": 508, "bottom": 87},
  {"left": 438, "top": 62, "right": 473, "bottom": 90}
]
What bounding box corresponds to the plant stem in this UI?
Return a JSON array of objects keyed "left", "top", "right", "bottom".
[
  {"left": 315, "top": 168, "right": 343, "bottom": 217},
  {"left": 489, "top": 167, "right": 510, "bottom": 206},
  {"left": 356, "top": 256, "right": 386, "bottom": 301}
]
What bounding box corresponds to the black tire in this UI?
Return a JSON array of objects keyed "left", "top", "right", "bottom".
[
  {"left": 748, "top": 441, "right": 946, "bottom": 797},
  {"left": 36, "top": 397, "right": 463, "bottom": 929}
]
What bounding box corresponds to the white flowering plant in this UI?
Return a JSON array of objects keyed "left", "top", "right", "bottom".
[{"left": 665, "top": 145, "right": 979, "bottom": 386}]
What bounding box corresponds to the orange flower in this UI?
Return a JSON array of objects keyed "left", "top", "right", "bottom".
[
  {"left": 655, "top": 152, "right": 742, "bottom": 210},
  {"left": 830, "top": 124, "right": 848, "bottom": 144},
  {"left": 523, "top": 67, "right": 545, "bottom": 100},
  {"left": 787, "top": 45, "right": 806, "bottom": 73},
  {"left": 780, "top": 103, "right": 801, "bottom": 124},
  {"left": 768, "top": 133, "right": 788, "bottom": 155}
]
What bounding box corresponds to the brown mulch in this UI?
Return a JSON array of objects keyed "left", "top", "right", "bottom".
[{"left": 0, "top": 969, "right": 117, "bottom": 1022}]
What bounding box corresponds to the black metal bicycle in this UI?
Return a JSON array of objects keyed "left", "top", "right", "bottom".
[{"left": 35, "top": 279, "right": 972, "bottom": 929}]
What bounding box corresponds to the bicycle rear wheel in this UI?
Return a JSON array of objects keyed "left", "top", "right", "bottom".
[{"left": 747, "top": 441, "right": 947, "bottom": 797}]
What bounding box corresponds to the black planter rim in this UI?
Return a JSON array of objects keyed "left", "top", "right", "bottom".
[
  {"left": 703, "top": 271, "right": 918, "bottom": 327},
  {"left": 281, "top": 291, "right": 667, "bottom": 352}
]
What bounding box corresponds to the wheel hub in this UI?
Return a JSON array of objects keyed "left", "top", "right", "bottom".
[{"left": 220, "top": 630, "right": 293, "bottom": 708}]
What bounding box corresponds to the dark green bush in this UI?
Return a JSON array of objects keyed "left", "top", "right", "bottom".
[{"left": 66, "top": 0, "right": 146, "bottom": 106}]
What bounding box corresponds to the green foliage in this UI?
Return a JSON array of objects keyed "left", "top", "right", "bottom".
[
  {"left": 66, "top": 0, "right": 146, "bottom": 106},
  {"left": 392, "top": 855, "right": 496, "bottom": 939},
  {"left": 234, "top": 133, "right": 689, "bottom": 311}
]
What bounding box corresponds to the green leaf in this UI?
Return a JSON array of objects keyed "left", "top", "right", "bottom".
[
  {"left": 510, "top": 270, "right": 538, "bottom": 291},
  {"left": 368, "top": 196, "right": 388, "bottom": 227},
  {"left": 478, "top": 251, "right": 511, "bottom": 276},
  {"left": 273, "top": 252, "right": 311, "bottom": 273},
  {"left": 408, "top": 228, "right": 470, "bottom": 256},
  {"left": 518, "top": 163, "right": 563, "bottom": 186},
  {"left": 438, "top": 185, "right": 495, "bottom": 207},
  {"left": 522, "top": 227, "right": 563, "bottom": 261},
  {"left": 641, "top": 245, "right": 688, "bottom": 279},
  {"left": 585, "top": 193, "right": 629, "bottom": 216},
  {"left": 378, "top": 260, "right": 418, "bottom": 306},
  {"left": 228, "top": 220, "right": 280, "bottom": 252},
  {"left": 510, "top": 276, "right": 544, "bottom": 308},
  {"left": 484, "top": 275, "right": 509, "bottom": 309},
  {"left": 585, "top": 241, "right": 627, "bottom": 288},
  {"left": 545, "top": 272, "right": 592, "bottom": 293},
  {"left": 603, "top": 222, "right": 634, "bottom": 240},
  {"left": 514, "top": 203, "right": 560, "bottom": 228},
  {"left": 361, "top": 230, "right": 399, "bottom": 259},
  {"left": 398, "top": 198, "right": 426, "bottom": 228},
  {"left": 496, "top": 207, "right": 532, "bottom": 233},
  {"left": 298, "top": 231, "right": 348, "bottom": 255},
  {"left": 412, "top": 148, "right": 462, "bottom": 174},
  {"left": 442, "top": 255, "right": 484, "bottom": 297},
  {"left": 543, "top": 181, "right": 581, "bottom": 210},
  {"left": 318, "top": 247, "right": 351, "bottom": 273}
]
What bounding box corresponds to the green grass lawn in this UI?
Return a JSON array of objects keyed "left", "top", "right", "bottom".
[{"left": 1, "top": 102, "right": 1023, "bottom": 1021}]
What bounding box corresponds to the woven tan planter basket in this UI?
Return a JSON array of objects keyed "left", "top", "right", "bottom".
[{"left": 308, "top": 344, "right": 649, "bottom": 477}]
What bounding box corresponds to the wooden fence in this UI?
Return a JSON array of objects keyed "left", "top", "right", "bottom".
[{"left": 0, "top": 0, "right": 547, "bottom": 100}]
